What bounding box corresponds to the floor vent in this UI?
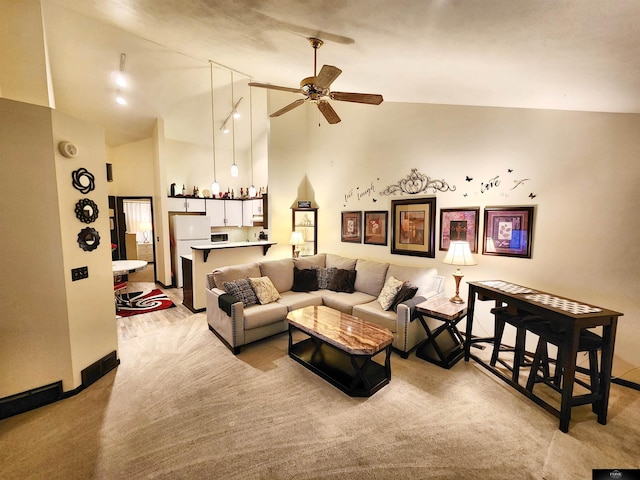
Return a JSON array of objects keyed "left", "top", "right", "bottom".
[
  {"left": 81, "top": 350, "right": 120, "bottom": 388},
  {"left": 0, "top": 381, "right": 63, "bottom": 420}
]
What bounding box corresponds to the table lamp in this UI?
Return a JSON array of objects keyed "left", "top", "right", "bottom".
[
  {"left": 442, "top": 241, "right": 477, "bottom": 304},
  {"left": 289, "top": 231, "right": 305, "bottom": 258}
]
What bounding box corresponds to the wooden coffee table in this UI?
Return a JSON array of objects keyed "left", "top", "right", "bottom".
[{"left": 287, "top": 305, "right": 394, "bottom": 397}]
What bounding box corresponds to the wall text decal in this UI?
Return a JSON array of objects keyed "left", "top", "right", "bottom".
[{"left": 380, "top": 168, "right": 455, "bottom": 196}]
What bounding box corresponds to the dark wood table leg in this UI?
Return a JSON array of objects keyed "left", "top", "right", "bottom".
[
  {"left": 465, "top": 287, "right": 477, "bottom": 362},
  {"left": 596, "top": 318, "right": 618, "bottom": 425},
  {"left": 559, "top": 325, "right": 581, "bottom": 433}
]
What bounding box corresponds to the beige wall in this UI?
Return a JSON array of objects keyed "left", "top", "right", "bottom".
[
  {"left": 0, "top": 98, "right": 118, "bottom": 396},
  {"left": 268, "top": 93, "right": 640, "bottom": 382}
]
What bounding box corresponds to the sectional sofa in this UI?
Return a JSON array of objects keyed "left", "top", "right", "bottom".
[{"left": 205, "top": 253, "right": 445, "bottom": 357}]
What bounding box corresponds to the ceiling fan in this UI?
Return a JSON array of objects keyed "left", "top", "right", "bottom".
[{"left": 248, "top": 38, "right": 383, "bottom": 124}]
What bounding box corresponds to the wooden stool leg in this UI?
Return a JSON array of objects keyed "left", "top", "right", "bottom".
[
  {"left": 512, "top": 326, "right": 527, "bottom": 383},
  {"left": 526, "top": 339, "right": 546, "bottom": 392},
  {"left": 490, "top": 316, "right": 506, "bottom": 366}
]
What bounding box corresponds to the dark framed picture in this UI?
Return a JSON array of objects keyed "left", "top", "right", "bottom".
[
  {"left": 341, "top": 211, "right": 362, "bottom": 243},
  {"left": 391, "top": 197, "right": 436, "bottom": 257},
  {"left": 483, "top": 206, "right": 534, "bottom": 258},
  {"left": 439, "top": 207, "right": 480, "bottom": 252},
  {"left": 364, "top": 211, "right": 388, "bottom": 246}
]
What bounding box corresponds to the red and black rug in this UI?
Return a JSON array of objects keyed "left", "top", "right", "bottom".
[{"left": 116, "top": 289, "right": 176, "bottom": 317}]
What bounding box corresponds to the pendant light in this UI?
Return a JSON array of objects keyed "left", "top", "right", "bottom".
[
  {"left": 230, "top": 71, "right": 239, "bottom": 177},
  {"left": 209, "top": 61, "right": 220, "bottom": 196},
  {"left": 248, "top": 79, "right": 257, "bottom": 198}
]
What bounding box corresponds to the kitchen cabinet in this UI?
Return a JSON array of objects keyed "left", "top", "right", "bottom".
[
  {"left": 167, "top": 197, "right": 206, "bottom": 213},
  {"left": 206, "top": 199, "right": 243, "bottom": 227},
  {"left": 292, "top": 207, "right": 317, "bottom": 256},
  {"left": 242, "top": 195, "right": 268, "bottom": 227}
]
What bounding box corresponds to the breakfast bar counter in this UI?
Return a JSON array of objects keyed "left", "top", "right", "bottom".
[{"left": 186, "top": 241, "right": 276, "bottom": 312}]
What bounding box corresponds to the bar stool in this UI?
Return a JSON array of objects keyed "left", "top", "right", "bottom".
[
  {"left": 490, "top": 307, "right": 542, "bottom": 383},
  {"left": 525, "top": 322, "right": 602, "bottom": 410}
]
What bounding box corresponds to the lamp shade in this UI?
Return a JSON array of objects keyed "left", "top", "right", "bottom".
[
  {"left": 289, "top": 231, "right": 305, "bottom": 246},
  {"left": 443, "top": 241, "right": 477, "bottom": 266},
  {"left": 139, "top": 221, "right": 152, "bottom": 232}
]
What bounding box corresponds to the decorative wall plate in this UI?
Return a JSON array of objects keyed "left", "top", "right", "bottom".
[
  {"left": 71, "top": 167, "right": 95, "bottom": 194},
  {"left": 77, "top": 227, "right": 100, "bottom": 251},
  {"left": 59, "top": 141, "right": 78, "bottom": 158},
  {"left": 74, "top": 198, "right": 99, "bottom": 223}
]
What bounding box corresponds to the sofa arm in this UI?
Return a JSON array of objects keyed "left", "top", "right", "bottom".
[
  {"left": 395, "top": 296, "right": 427, "bottom": 354},
  {"left": 206, "top": 287, "right": 246, "bottom": 352}
]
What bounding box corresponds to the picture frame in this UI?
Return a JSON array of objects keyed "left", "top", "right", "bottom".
[
  {"left": 439, "top": 207, "right": 480, "bottom": 252},
  {"left": 341, "top": 211, "right": 362, "bottom": 243},
  {"left": 391, "top": 197, "right": 436, "bottom": 257},
  {"left": 364, "top": 211, "right": 388, "bottom": 246},
  {"left": 483, "top": 206, "right": 534, "bottom": 258}
]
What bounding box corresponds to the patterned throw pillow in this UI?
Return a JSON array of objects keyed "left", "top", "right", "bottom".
[
  {"left": 248, "top": 276, "right": 281, "bottom": 304},
  {"left": 377, "top": 276, "right": 404, "bottom": 310},
  {"left": 223, "top": 279, "right": 258, "bottom": 307},
  {"left": 315, "top": 267, "right": 337, "bottom": 289}
]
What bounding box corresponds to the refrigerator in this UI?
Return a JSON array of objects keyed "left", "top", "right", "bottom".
[{"left": 171, "top": 215, "right": 211, "bottom": 288}]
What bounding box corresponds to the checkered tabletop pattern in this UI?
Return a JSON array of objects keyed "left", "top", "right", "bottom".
[
  {"left": 479, "top": 280, "right": 538, "bottom": 295},
  {"left": 523, "top": 294, "right": 602, "bottom": 314}
]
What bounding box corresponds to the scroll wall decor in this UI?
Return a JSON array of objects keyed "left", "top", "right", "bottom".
[{"left": 380, "top": 168, "right": 455, "bottom": 196}]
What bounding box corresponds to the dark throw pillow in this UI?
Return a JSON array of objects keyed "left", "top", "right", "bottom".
[
  {"left": 390, "top": 282, "right": 419, "bottom": 311},
  {"left": 292, "top": 267, "right": 319, "bottom": 292},
  {"left": 223, "top": 278, "right": 258, "bottom": 307},
  {"left": 328, "top": 268, "right": 357, "bottom": 293}
]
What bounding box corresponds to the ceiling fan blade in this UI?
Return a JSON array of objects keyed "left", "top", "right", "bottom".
[
  {"left": 317, "top": 101, "right": 341, "bottom": 124},
  {"left": 315, "top": 65, "right": 342, "bottom": 90},
  {"left": 331, "top": 91, "right": 384, "bottom": 105},
  {"left": 248, "top": 82, "right": 304, "bottom": 94},
  {"left": 270, "top": 98, "right": 306, "bottom": 117}
]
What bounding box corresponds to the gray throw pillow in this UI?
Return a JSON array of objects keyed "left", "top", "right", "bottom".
[
  {"left": 315, "top": 267, "right": 337, "bottom": 289},
  {"left": 223, "top": 278, "right": 258, "bottom": 307}
]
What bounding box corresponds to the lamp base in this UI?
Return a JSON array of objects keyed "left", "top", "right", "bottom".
[{"left": 449, "top": 294, "right": 465, "bottom": 304}]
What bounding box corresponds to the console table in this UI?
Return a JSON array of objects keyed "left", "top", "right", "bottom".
[{"left": 465, "top": 280, "right": 623, "bottom": 433}]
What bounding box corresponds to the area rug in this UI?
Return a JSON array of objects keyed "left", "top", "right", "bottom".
[{"left": 116, "top": 289, "right": 176, "bottom": 317}]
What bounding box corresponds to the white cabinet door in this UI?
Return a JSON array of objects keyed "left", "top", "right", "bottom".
[
  {"left": 206, "top": 199, "right": 225, "bottom": 227},
  {"left": 167, "top": 197, "right": 186, "bottom": 212},
  {"left": 242, "top": 200, "right": 253, "bottom": 227},
  {"left": 225, "top": 200, "right": 243, "bottom": 228},
  {"left": 252, "top": 198, "right": 263, "bottom": 215},
  {"left": 185, "top": 198, "right": 206, "bottom": 212}
]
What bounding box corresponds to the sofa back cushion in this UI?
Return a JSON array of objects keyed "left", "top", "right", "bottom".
[
  {"left": 259, "top": 258, "right": 294, "bottom": 293},
  {"left": 293, "top": 253, "right": 326, "bottom": 269},
  {"left": 354, "top": 259, "right": 390, "bottom": 296},
  {"left": 325, "top": 254, "right": 357, "bottom": 270},
  {"left": 213, "top": 262, "right": 261, "bottom": 290},
  {"left": 386, "top": 264, "right": 440, "bottom": 297}
]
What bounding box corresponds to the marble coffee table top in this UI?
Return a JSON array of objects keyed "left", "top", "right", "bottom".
[{"left": 287, "top": 305, "right": 393, "bottom": 355}]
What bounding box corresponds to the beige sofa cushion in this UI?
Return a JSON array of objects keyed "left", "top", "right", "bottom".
[
  {"left": 213, "top": 262, "right": 261, "bottom": 289},
  {"left": 278, "top": 291, "right": 324, "bottom": 311},
  {"left": 353, "top": 301, "right": 397, "bottom": 333},
  {"left": 354, "top": 259, "right": 390, "bottom": 296},
  {"left": 322, "top": 291, "right": 377, "bottom": 314},
  {"left": 325, "top": 253, "right": 357, "bottom": 270},
  {"left": 293, "top": 253, "right": 326, "bottom": 269},
  {"left": 243, "top": 302, "right": 288, "bottom": 330},
  {"left": 386, "top": 264, "right": 439, "bottom": 298},
  {"left": 259, "top": 258, "right": 294, "bottom": 292}
]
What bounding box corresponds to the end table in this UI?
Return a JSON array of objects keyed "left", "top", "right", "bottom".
[{"left": 414, "top": 296, "right": 467, "bottom": 369}]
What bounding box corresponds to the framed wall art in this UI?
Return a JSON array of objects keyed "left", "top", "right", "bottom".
[
  {"left": 391, "top": 197, "right": 436, "bottom": 257},
  {"left": 483, "top": 206, "right": 534, "bottom": 258},
  {"left": 364, "top": 211, "right": 388, "bottom": 246},
  {"left": 439, "top": 207, "right": 480, "bottom": 252},
  {"left": 341, "top": 211, "right": 362, "bottom": 243}
]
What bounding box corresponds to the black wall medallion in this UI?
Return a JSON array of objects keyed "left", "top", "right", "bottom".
[
  {"left": 74, "top": 198, "right": 99, "bottom": 223},
  {"left": 380, "top": 168, "right": 455, "bottom": 196},
  {"left": 77, "top": 227, "right": 100, "bottom": 251},
  {"left": 71, "top": 167, "right": 96, "bottom": 194}
]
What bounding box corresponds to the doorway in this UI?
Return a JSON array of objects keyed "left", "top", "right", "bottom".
[{"left": 109, "top": 195, "right": 156, "bottom": 282}]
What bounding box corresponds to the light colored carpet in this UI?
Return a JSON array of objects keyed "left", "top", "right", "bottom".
[{"left": 1, "top": 301, "right": 638, "bottom": 479}]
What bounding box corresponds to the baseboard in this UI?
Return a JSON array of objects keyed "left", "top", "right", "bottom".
[
  {"left": 0, "top": 381, "right": 63, "bottom": 420},
  {"left": 0, "top": 351, "right": 120, "bottom": 420},
  {"left": 612, "top": 377, "right": 640, "bottom": 391}
]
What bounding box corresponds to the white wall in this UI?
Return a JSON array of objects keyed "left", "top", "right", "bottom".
[
  {"left": 0, "top": 98, "right": 118, "bottom": 396},
  {"left": 268, "top": 93, "right": 640, "bottom": 382}
]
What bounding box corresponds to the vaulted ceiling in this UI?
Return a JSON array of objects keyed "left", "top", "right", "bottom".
[{"left": 42, "top": 0, "right": 640, "bottom": 147}]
